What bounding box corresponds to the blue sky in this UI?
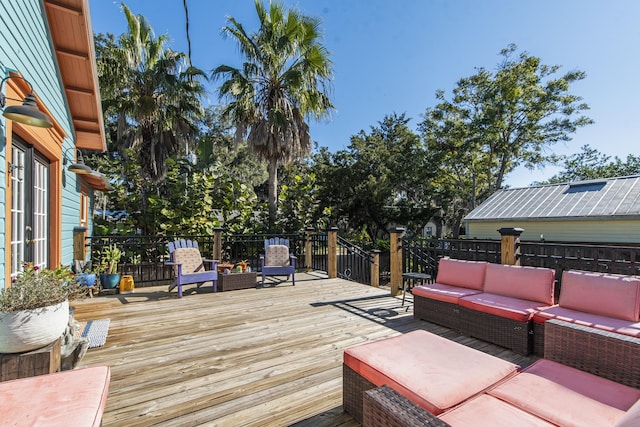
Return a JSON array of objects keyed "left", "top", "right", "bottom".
[{"left": 88, "top": 0, "right": 640, "bottom": 187}]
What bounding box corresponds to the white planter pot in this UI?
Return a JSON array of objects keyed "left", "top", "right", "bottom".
[{"left": 0, "top": 300, "right": 69, "bottom": 353}]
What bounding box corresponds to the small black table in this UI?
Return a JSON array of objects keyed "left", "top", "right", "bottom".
[{"left": 401, "top": 272, "right": 433, "bottom": 308}]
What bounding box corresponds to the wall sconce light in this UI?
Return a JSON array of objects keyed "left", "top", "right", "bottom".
[
  {"left": 0, "top": 75, "right": 53, "bottom": 128},
  {"left": 64, "top": 148, "right": 93, "bottom": 175}
]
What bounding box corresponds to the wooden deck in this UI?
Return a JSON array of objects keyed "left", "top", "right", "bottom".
[{"left": 72, "top": 273, "right": 538, "bottom": 427}]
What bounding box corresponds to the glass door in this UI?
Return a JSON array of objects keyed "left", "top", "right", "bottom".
[{"left": 10, "top": 137, "right": 49, "bottom": 280}]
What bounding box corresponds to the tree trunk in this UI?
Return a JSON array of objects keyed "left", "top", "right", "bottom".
[{"left": 268, "top": 159, "right": 278, "bottom": 230}]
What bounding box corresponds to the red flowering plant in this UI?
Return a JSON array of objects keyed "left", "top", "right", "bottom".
[{"left": 0, "top": 263, "right": 85, "bottom": 313}]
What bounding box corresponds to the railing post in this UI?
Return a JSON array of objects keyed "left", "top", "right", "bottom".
[
  {"left": 389, "top": 227, "right": 405, "bottom": 296},
  {"left": 498, "top": 227, "right": 524, "bottom": 266},
  {"left": 213, "top": 227, "right": 224, "bottom": 261},
  {"left": 73, "top": 226, "right": 87, "bottom": 262},
  {"left": 327, "top": 226, "right": 339, "bottom": 278},
  {"left": 370, "top": 249, "right": 380, "bottom": 288},
  {"left": 305, "top": 226, "right": 314, "bottom": 272}
]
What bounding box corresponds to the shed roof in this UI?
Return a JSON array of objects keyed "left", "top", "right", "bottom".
[{"left": 464, "top": 175, "right": 640, "bottom": 222}]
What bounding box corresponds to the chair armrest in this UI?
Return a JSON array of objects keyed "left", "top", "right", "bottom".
[
  {"left": 164, "top": 261, "right": 179, "bottom": 266},
  {"left": 544, "top": 319, "right": 640, "bottom": 388},
  {"left": 363, "top": 385, "right": 450, "bottom": 427}
]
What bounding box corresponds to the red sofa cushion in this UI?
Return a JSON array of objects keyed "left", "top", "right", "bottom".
[
  {"left": 459, "top": 293, "right": 550, "bottom": 322},
  {"left": 533, "top": 305, "right": 640, "bottom": 337},
  {"left": 413, "top": 283, "right": 482, "bottom": 304},
  {"left": 435, "top": 258, "right": 487, "bottom": 290},
  {"left": 0, "top": 365, "right": 111, "bottom": 426},
  {"left": 560, "top": 270, "right": 640, "bottom": 321},
  {"left": 343, "top": 330, "right": 518, "bottom": 415},
  {"left": 483, "top": 264, "right": 555, "bottom": 305},
  {"left": 488, "top": 359, "right": 640, "bottom": 427},
  {"left": 439, "top": 394, "right": 554, "bottom": 426}
]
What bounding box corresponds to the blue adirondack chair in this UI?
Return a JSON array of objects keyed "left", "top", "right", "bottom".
[
  {"left": 260, "top": 237, "right": 296, "bottom": 287},
  {"left": 166, "top": 239, "right": 218, "bottom": 297}
]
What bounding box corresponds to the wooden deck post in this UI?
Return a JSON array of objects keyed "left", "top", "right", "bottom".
[
  {"left": 305, "top": 226, "right": 314, "bottom": 272},
  {"left": 73, "top": 226, "right": 87, "bottom": 261},
  {"left": 370, "top": 249, "right": 380, "bottom": 288},
  {"left": 327, "top": 226, "right": 339, "bottom": 278},
  {"left": 389, "top": 227, "right": 405, "bottom": 296},
  {"left": 498, "top": 227, "right": 524, "bottom": 266},
  {"left": 213, "top": 227, "right": 223, "bottom": 261}
]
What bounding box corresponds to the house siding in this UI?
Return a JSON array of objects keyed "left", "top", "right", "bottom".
[
  {"left": 1, "top": 0, "right": 85, "bottom": 287},
  {"left": 467, "top": 219, "right": 640, "bottom": 244}
]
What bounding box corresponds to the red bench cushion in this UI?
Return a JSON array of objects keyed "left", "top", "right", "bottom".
[
  {"left": 0, "top": 365, "right": 111, "bottom": 426},
  {"left": 413, "top": 283, "right": 482, "bottom": 304},
  {"left": 343, "top": 330, "right": 518, "bottom": 415},
  {"left": 488, "top": 359, "right": 640, "bottom": 427},
  {"left": 435, "top": 258, "right": 487, "bottom": 290},
  {"left": 483, "top": 264, "right": 555, "bottom": 305},
  {"left": 560, "top": 270, "right": 640, "bottom": 322},
  {"left": 439, "top": 394, "right": 554, "bottom": 426},
  {"left": 459, "top": 293, "right": 550, "bottom": 322},
  {"left": 533, "top": 306, "right": 640, "bottom": 337}
]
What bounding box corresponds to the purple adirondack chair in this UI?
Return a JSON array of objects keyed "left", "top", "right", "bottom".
[
  {"left": 166, "top": 239, "right": 218, "bottom": 297},
  {"left": 260, "top": 237, "right": 296, "bottom": 287}
]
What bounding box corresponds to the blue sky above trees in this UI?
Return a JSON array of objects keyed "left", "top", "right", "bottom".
[{"left": 89, "top": 0, "right": 640, "bottom": 187}]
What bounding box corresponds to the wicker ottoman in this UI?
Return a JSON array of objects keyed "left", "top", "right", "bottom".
[
  {"left": 219, "top": 272, "right": 257, "bottom": 291},
  {"left": 343, "top": 330, "right": 519, "bottom": 424}
]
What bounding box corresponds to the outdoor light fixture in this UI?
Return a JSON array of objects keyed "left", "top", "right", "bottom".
[
  {"left": 64, "top": 148, "right": 93, "bottom": 175},
  {"left": 0, "top": 75, "right": 53, "bottom": 128}
]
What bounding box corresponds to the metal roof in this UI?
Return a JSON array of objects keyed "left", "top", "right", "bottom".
[{"left": 464, "top": 175, "right": 640, "bottom": 221}]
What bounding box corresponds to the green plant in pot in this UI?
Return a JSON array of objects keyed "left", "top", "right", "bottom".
[
  {"left": 0, "top": 263, "right": 85, "bottom": 353},
  {"left": 99, "top": 244, "right": 122, "bottom": 290}
]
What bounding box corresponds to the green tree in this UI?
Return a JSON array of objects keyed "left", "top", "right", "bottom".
[
  {"left": 315, "top": 114, "right": 436, "bottom": 239},
  {"left": 420, "top": 44, "right": 593, "bottom": 236},
  {"left": 540, "top": 145, "right": 640, "bottom": 184},
  {"left": 97, "top": 3, "right": 207, "bottom": 182},
  {"left": 212, "top": 0, "right": 334, "bottom": 230}
]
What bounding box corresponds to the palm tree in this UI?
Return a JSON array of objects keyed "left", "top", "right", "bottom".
[
  {"left": 212, "top": 0, "right": 334, "bottom": 229},
  {"left": 99, "top": 3, "right": 206, "bottom": 182}
]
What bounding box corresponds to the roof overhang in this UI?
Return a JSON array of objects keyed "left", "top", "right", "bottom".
[{"left": 44, "top": 0, "right": 106, "bottom": 152}]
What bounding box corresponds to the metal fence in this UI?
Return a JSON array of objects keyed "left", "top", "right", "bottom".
[{"left": 337, "top": 236, "right": 371, "bottom": 285}]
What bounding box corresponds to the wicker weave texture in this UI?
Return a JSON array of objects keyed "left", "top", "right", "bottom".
[
  {"left": 459, "top": 307, "right": 532, "bottom": 355},
  {"left": 544, "top": 319, "right": 640, "bottom": 388},
  {"left": 219, "top": 272, "right": 257, "bottom": 291},
  {"left": 363, "top": 386, "right": 450, "bottom": 427},
  {"left": 343, "top": 364, "right": 376, "bottom": 424},
  {"left": 413, "top": 296, "right": 461, "bottom": 331},
  {"left": 532, "top": 322, "right": 545, "bottom": 356}
]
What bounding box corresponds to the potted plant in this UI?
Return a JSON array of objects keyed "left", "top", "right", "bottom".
[
  {"left": 0, "top": 263, "right": 85, "bottom": 353},
  {"left": 99, "top": 244, "right": 122, "bottom": 289}
]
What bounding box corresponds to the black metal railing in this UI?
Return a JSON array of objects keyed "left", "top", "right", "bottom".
[
  {"left": 337, "top": 236, "right": 371, "bottom": 285},
  {"left": 222, "top": 233, "right": 305, "bottom": 272},
  {"left": 310, "top": 233, "right": 328, "bottom": 272}
]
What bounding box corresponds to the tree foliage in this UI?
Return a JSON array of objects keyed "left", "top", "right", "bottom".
[
  {"left": 540, "top": 145, "right": 640, "bottom": 184},
  {"left": 420, "top": 44, "right": 593, "bottom": 236},
  {"left": 212, "top": 0, "right": 334, "bottom": 229}
]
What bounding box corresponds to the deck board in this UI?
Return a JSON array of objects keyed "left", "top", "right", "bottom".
[{"left": 72, "top": 273, "right": 537, "bottom": 426}]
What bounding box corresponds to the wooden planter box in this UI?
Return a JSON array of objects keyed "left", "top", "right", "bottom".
[{"left": 219, "top": 272, "right": 257, "bottom": 291}]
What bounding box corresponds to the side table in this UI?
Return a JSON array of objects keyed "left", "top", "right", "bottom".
[
  {"left": 401, "top": 272, "right": 433, "bottom": 308},
  {"left": 219, "top": 272, "right": 257, "bottom": 291}
]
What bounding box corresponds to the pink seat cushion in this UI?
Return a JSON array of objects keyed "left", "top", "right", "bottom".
[
  {"left": 459, "top": 293, "right": 550, "bottom": 322},
  {"left": 0, "top": 365, "right": 111, "bottom": 426},
  {"left": 560, "top": 270, "right": 640, "bottom": 321},
  {"left": 533, "top": 305, "right": 640, "bottom": 337},
  {"left": 343, "top": 330, "right": 518, "bottom": 415},
  {"left": 413, "top": 283, "right": 483, "bottom": 304},
  {"left": 489, "top": 359, "right": 640, "bottom": 427},
  {"left": 439, "top": 394, "right": 554, "bottom": 427},
  {"left": 483, "top": 264, "right": 555, "bottom": 305},
  {"left": 435, "top": 258, "right": 487, "bottom": 290},
  {"left": 615, "top": 398, "right": 640, "bottom": 427}
]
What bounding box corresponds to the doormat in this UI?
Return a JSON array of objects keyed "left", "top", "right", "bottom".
[{"left": 80, "top": 319, "right": 111, "bottom": 348}]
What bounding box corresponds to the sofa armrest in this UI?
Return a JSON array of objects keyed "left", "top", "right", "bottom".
[
  {"left": 363, "top": 385, "right": 451, "bottom": 427},
  {"left": 544, "top": 319, "right": 640, "bottom": 388}
]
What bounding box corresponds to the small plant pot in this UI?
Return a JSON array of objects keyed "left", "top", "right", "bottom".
[
  {"left": 100, "top": 273, "right": 121, "bottom": 289},
  {"left": 77, "top": 273, "right": 97, "bottom": 287}
]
